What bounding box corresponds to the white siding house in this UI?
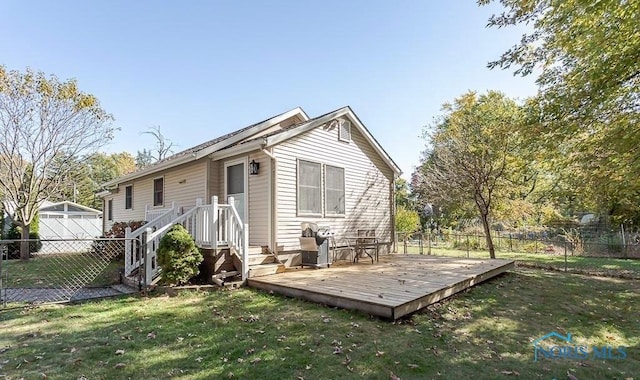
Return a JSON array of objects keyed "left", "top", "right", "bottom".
[{"left": 100, "top": 106, "right": 401, "bottom": 261}]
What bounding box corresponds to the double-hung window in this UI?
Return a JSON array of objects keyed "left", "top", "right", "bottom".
[
  {"left": 297, "top": 160, "right": 322, "bottom": 215},
  {"left": 297, "top": 160, "right": 345, "bottom": 217},
  {"left": 125, "top": 185, "right": 133, "bottom": 209},
  {"left": 325, "top": 165, "right": 345, "bottom": 215},
  {"left": 153, "top": 178, "right": 164, "bottom": 206}
]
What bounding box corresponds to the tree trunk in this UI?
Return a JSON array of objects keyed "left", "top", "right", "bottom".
[
  {"left": 480, "top": 213, "right": 496, "bottom": 259},
  {"left": 20, "top": 224, "right": 30, "bottom": 261}
]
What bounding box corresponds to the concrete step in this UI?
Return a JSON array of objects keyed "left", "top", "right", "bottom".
[{"left": 248, "top": 263, "right": 285, "bottom": 278}]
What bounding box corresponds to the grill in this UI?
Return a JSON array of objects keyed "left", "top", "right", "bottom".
[{"left": 299, "top": 222, "right": 331, "bottom": 268}]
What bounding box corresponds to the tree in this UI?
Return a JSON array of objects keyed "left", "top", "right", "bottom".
[
  {"left": 415, "top": 91, "right": 524, "bottom": 258},
  {"left": 136, "top": 126, "right": 175, "bottom": 169},
  {"left": 481, "top": 0, "right": 640, "bottom": 223},
  {"left": 395, "top": 206, "right": 421, "bottom": 235},
  {"left": 49, "top": 152, "right": 136, "bottom": 209},
  {"left": 0, "top": 67, "right": 114, "bottom": 259}
]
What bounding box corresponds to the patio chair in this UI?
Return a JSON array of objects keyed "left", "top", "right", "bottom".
[{"left": 329, "top": 235, "right": 355, "bottom": 262}]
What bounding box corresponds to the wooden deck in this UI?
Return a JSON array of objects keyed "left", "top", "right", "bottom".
[{"left": 247, "top": 255, "right": 514, "bottom": 319}]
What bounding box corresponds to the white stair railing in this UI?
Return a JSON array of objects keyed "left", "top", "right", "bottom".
[
  {"left": 124, "top": 202, "right": 177, "bottom": 277},
  {"left": 140, "top": 196, "right": 248, "bottom": 285}
]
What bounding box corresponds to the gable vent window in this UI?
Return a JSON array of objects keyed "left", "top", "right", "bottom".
[{"left": 338, "top": 119, "right": 351, "bottom": 142}]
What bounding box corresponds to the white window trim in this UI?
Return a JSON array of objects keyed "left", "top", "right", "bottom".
[
  {"left": 153, "top": 177, "right": 164, "bottom": 207},
  {"left": 297, "top": 159, "right": 323, "bottom": 217},
  {"left": 324, "top": 165, "right": 346, "bottom": 217},
  {"left": 224, "top": 157, "right": 249, "bottom": 223},
  {"left": 125, "top": 184, "right": 133, "bottom": 210},
  {"left": 338, "top": 118, "right": 351, "bottom": 143}
]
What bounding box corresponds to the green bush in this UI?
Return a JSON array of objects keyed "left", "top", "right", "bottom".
[
  {"left": 6, "top": 223, "right": 42, "bottom": 259},
  {"left": 156, "top": 224, "right": 203, "bottom": 285}
]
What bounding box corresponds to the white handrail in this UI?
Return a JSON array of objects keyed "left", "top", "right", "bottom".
[
  {"left": 124, "top": 205, "right": 177, "bottom": 276},
  {"left": 132, "top": 197, "right": 248, "bottom": 286}
]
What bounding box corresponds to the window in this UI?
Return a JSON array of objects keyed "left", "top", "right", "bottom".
[
  {"left": 325, "top": 165, "right": 345, "bottom": 215},
  {"left": 153, "top": 178, "right": 164, "bottom": 206},
  {"left": 125, "top": 185, "right": 133, "bottom": 209},
  {"left": 297, "top": 160, "right": 322, "bottom": 215},
  {"left": 107, "top": 200, "right": 113, "bottom": 221},
  {"left": 338, "top": 119, "right": 351, "bottom": 142}
]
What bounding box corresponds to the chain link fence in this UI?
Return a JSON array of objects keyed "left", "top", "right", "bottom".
[
  {"left": 1, "top": 238, "right": 140, "bottom": 308},
  {"left": 395, "top": 230, "right": 640, "bottom": 279}
]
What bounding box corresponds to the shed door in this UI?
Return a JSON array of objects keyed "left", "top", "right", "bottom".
[{"left": 225, "top": 160, "right": 247, "bottom": 224}]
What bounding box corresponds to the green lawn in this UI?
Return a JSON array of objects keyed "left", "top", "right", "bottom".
[
  {"left": 1, "top": 268, "right": 638, "bottom": 379},
  {"left": 2, "top": 253, "right": 122, "bottom": 288},
  {"left": 400, "top": 245, "right": 640, "bottom": 279}
]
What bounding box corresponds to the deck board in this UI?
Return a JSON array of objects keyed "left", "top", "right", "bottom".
[{"left": 247, "top": 255, "right": 514, "bottom": 319}]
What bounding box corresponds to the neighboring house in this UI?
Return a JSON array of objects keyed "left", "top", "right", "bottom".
[{"left": 99, "top": 106, "right": 401, "bottom": 282}]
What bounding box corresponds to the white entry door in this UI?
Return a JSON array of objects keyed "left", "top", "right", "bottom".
[{"left": 225, "top": 159, "right": 247, "bottom": 224}]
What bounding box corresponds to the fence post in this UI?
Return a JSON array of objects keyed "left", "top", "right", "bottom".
[
  {"left": 564, "top": 241, "right": 568, "bottom": 272},
  {"left": 0, "top": 243, "right": 5, "bottom": 308},
  {"left": 419, "top": 233, "right": 423, "bottom": 255},
  {"left": 466, "top": 234, "right": 470, "bottom": 258},
  {"left": 427, "top": 232, "right": 432, "bottom": 255},
  {"left": 211, "top": 196, "right": 218, "bottom": 250},
  {"left": 403, "top": 235, "right": 407, "bottom": 254}
]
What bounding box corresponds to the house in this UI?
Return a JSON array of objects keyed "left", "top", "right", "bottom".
[{"left": 99, "top": 106, "right": 401, "bottom": 283}]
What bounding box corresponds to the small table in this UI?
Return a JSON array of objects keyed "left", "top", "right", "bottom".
[{"left": 344, "top": 236, "right": 379, "bottom": 263}]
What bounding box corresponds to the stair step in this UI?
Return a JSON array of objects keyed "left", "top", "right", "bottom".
[
  {"left": 248, "top": 246, "right": 264, "bottom": 255},
  {"left": 247, "top": 253, "right": 276, "bottom": 266},
  {"left": 248, "top": 263, "right": 285, "bottom": 278}
]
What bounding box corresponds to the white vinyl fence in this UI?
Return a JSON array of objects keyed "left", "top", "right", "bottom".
[{"left": 39, "top": 218, "right": 102, "bottom": 253}]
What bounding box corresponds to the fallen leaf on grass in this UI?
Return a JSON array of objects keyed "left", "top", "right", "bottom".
[
  {"left": 195, "top": 357, "right": 203, "bottom": 363},
  {"left": 499, "top": 370, "right": 520, "bottom": 376},
  {"left": 147, "top": 332, "right": 157, "bottom": 339},
  {"left": 114, "top": 363, "right": 126, "bottom": 369},
  {"left": 390, "top": 371, "right": 401, "bottom": 380},
  {"left": 250, "top": 358, "right": 261, "bottom": 365},
  {"left": 323, "top": 318, "right": 331, "bottom": 323},
  {"left": 115, "top": 349, "right": 125, "bottom": 355},
  {"left": 376, "top": 351, "right": 385, "bottom": 357},
  {"left": 408, "top": 364, "right": 419, "bottom": 368},
  {"left": 305, "top": 364, "right": 312, "bottom": 370},
  {"left": 333, "top": 346, "right": 343, "bottom": 355}
]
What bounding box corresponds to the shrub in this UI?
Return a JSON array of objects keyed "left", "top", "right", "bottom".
[
  {"left": 156, "top": 224, "right": 203, "bottom": 285},
  {"left": 5, "top": 223, "right": 42, "bottom": 259},
  {"left": 104, "top": 220, "right": 147, "bottom": 238}
]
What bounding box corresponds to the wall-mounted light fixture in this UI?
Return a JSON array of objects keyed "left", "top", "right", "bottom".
[{"left": 249, "top": 160, "right": 260, "bottom": 175}]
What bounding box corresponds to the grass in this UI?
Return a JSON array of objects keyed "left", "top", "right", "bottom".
[
  {"left": 2, "top": 253, "right": 122, "bottom": 288},
  {"left": 400, "top": 245, "right": 640, "bottom": 279},
  {"left": 1, "top": 268, "right": 638, "bottom": 379}
]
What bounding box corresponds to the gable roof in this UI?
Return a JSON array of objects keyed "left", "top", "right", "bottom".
[
  {"left": 253, "top": 106, "right": 401, "bottom": 175},
  {"left": 102, "top": 107, "right": 309, "bottom": 187},
  {"left": 102, "top": 105, "right": 400, "bottom": 190}
]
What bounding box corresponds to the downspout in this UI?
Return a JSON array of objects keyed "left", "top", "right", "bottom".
[
  {"left": 391, "top": 175, "right": 397, "bottom": 254},
  {"left": 261, "top": 146, "right": 277, "bottom": 254}
]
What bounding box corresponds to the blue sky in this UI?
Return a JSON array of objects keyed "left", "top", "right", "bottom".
[{"left": 1, "top": 1, "right": 537, "bottom": 179}]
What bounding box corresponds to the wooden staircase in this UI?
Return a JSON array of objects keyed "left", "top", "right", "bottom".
[{"left": 232, "top": 246, "right": 285, "bottom": 278}]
